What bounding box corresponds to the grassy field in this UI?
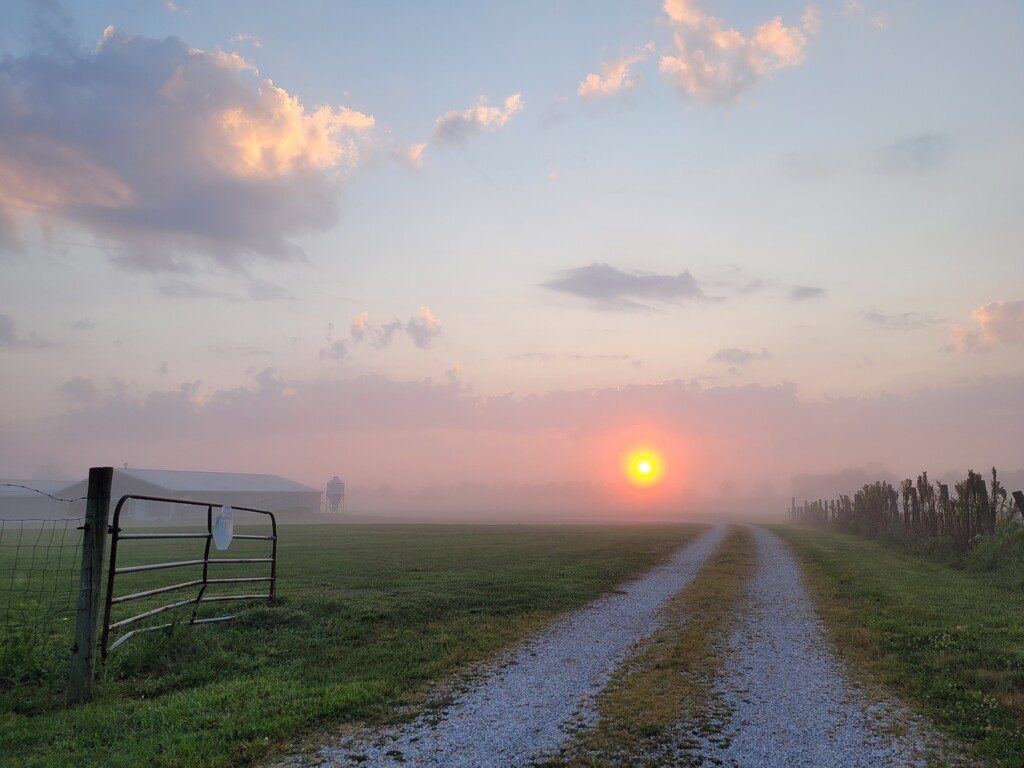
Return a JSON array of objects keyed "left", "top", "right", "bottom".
[
  {"left": 1, "top": 522, "right": 703, "bottom": 768},
  {"left": 775, "top": 525, "right": 1024, "bottom": 767}
]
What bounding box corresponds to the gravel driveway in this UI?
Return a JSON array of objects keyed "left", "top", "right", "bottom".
[
  {"left": 307, "top": 524, "right": 727, "bottom": 768},
  {"left": 688, "top": 525, "right": 957, "bottom": 767},
  {"left": 286, "top": 524, "right": 971, "bottom": 768}
]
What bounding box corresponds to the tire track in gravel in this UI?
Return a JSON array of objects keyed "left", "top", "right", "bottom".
[
  {"left": 688, "top": 525, "right": 965, "bottom": 768},
  {"left": 305, "top": 524, "right": 727, "bottom": 768}
]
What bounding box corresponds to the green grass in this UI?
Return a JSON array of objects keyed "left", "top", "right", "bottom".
[
  {"left": 1, "top": 523, "right": 703, "bottom": 768},
  {"left": 540, "top": 525, "right": 756, "bottom": 767},
  {"left": 774, "top": 524, "right": 1024, "bottom": 767}
]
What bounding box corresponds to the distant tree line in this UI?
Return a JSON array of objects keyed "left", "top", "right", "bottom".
[{"left": 789, "top": 468, "right": 1024, "bottom": 553}]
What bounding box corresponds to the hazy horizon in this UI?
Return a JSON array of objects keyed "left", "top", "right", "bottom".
[{"left": 2, "top": 1, "right": 1022, "bottom": 516}]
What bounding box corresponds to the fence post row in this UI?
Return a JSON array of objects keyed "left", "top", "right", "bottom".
[{"left": 68, "top": 466, "right": 113, "bottom": 704}]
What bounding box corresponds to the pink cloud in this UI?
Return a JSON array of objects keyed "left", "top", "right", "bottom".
[
  {"left": 579, "top": 44, "right": 655, "bottom": 98},
  {"left": 951, "top": 299, "right": 1024, "bottom": 352},
  {"left": 659, "top": 0, "right": 809, "bottom": 103},
  {"left": 433, "top": 94, "right": 523, "bottom": 144},
  {"left": 973, "top": 300, "right": 1024, "bottom": 345}
]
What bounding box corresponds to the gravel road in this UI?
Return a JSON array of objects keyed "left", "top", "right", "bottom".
[
  {"left": 308, "top": 524, "right": 727, "bottom": 768},
  {"left": 688, "top": 525, "right": 951, "bottom": 767}
]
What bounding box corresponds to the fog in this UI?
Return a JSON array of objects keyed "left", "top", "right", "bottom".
[{"left": 5, "top": 374, "right": 1021, "bottom": 523}]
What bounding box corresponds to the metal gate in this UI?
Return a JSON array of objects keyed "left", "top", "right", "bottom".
[{"left": 101, "top": 495, "right": 277, "bottom": 657}]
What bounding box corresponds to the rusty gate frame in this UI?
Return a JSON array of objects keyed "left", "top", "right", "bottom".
[{"left": 100, "top": 494, "right": 277, "bottom": 658}]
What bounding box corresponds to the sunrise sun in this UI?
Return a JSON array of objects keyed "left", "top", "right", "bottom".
[{"left": 625, "top": 449, "right": 663, "bottom": 487}]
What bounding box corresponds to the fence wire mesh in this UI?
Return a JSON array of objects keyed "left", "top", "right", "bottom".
[{"left": 1, "top": 486, "right": 84, "bottom": 697}]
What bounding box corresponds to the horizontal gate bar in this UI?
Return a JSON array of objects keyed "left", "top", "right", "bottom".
[
  {"left": 112, "top": 577, "right": 274, "bottom": 604},
  {"left": 112, "top": 579, "right": 203, "bottom": 604},
  {"left": 116, "top": 533, "right": 274, "bottom": 541},
  {"left": 199, "top": 594, "right": 270, "bottom": 603},
  {"left": 111, "top": 597, "right": 199, "bottom": 630},
  {"left": 108, "top": 615, "right": 239, "bottom": 652},
  {"left": 115, "top": 557, "right": 274, "bottom": 574}
]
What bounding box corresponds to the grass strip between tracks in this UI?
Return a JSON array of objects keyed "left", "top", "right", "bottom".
[{"left": 540, "top": 524, "right": 756, "bottom": 767}]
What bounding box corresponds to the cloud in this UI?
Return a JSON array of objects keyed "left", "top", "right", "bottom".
[
  {"left": 871, "top": 12, "right": 889, "bottom": 29},
  {"left": 433, "top": 93, "right": 523, "bottom": 145},
  {"left": 0, "top": 312, "right": 54, "bottom": 348},
  {"left": 350, "top": 311, "right": 369, "bottom": 342},
  {"left": 579, "top": 43, "right": 654, "bottom": 98},
  {"left": 659, "top": 0, "right": 809, "bottom": 104},
  {"left": 790, "top": 285, "right": 826, "bottom": 301},
  {"left": 373, "top": 320, "right": 403, "bottom": 349},
  {"left": 863, "top": 311, "right": 939, "bottom": 330},
  {"left": 157, "top": 280, "right": 233, "bottom": 300},
  {"left": 349, "top": 314, "right": 401, "bottom": 349},
  {"left": 16, "top": 370, "right": 1022, "bottom": 507},
  {"left": 60, "top": 376, "right": 98, "bottom": 403},
  {"left": 842, "top": 0, "right": 864, "bottom": 17},
  {"left": 973, "top": 300, "right": 1024, "bottom": 345},
  {"left": 873, "top": 134, "right": 948, "bottom": 173},
  {"left": 801, "top": 5, "right": 822, "bottom": 35},
  {"left": 406, "top": 306, "right": 442, "bottom": 349},
  {"left": 0, "top": 25, "right": 374, "bottom": 271},
  {"left": 403, "top": 142, "right": 426, "bottom": 170},
  {"left": 710, "top": 348, "right": 772, "bottom": 366},
  {"left": 949, "top": 300, "right": 1024, "bottom": 353},
  {"left": 542, "top": 263, "right": 707, "bottom": 310},
  {"left": 0, "top": 314, "right": 15, "bottom": 346},
  {"left": 319, "top": 340, "right": 348, "bottom": 362},
  {"left": 230, "top": 33, "right": 263, "bottom": 48},
  {"left": 949, "top": 325, "right": 980, "bottom": 353},
  {"left": 348, "top": 308, "right": 442, "bottom": 350}
]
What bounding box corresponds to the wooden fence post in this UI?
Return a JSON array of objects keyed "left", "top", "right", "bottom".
[{"left": 69, "top": 467, "right": 113, "bottom": 704}]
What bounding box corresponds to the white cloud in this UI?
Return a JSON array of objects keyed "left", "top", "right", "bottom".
[
  {"left": 659, "top": 0, "right": 809, "bottom": 104},
  {"left": 579, "top": 43, "right": 654, "bottom": 98},
  {"left": 0, "top": 26, "right": 375, "bottom": 270},
  {"left": 433, "top": 93, "right": 523, "bottom": 144},
  {"left": 843, "top": 0, "right": 865, "bottom": 18}
]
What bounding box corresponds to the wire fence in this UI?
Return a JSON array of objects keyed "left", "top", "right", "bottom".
[{"left": 1, "top": 486, "right": 84, "bottom": 697}]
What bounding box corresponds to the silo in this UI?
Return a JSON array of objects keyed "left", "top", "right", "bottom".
[{"left": 326, "top": 475, "right": 345, "bottom": 514}]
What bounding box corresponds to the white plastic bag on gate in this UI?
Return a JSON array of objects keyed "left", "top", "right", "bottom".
[{"left": 213, "top": 505, "right": 234, "bottom": 550}]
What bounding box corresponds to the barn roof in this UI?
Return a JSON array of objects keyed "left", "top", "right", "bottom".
[{"left": 114, "top": 469, "right": 320, "bottom": 495}]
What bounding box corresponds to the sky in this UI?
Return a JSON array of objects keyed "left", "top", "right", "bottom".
[{"left": 1, "top": 0, "right": 1022, "bottom": 514}]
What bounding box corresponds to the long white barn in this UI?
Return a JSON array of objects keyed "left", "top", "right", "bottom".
[{"left": 57, "top": 468, "right": 322, "bottom": 522}]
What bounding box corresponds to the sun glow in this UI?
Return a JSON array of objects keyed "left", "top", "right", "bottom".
[{"left": 625, "top": 449, "right": 663, "bottom": 487}]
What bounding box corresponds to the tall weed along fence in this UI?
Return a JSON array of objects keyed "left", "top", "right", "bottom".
[
  {"left": 790, "top": 467, "right": 1024, "bottom": 555},
  {"left": 1, "top": 467, "right": 278, "bottom": 706}
]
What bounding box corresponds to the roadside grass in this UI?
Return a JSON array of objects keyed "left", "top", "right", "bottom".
[
  {"left": 540, "top": 524, "right": 755, "bottom": 767},
  {"left": 774, "top": 525, "right": 1024, "bottom": 768},
  {"left": 1, "top": 523, "right": 703, "bottom": 768}
]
